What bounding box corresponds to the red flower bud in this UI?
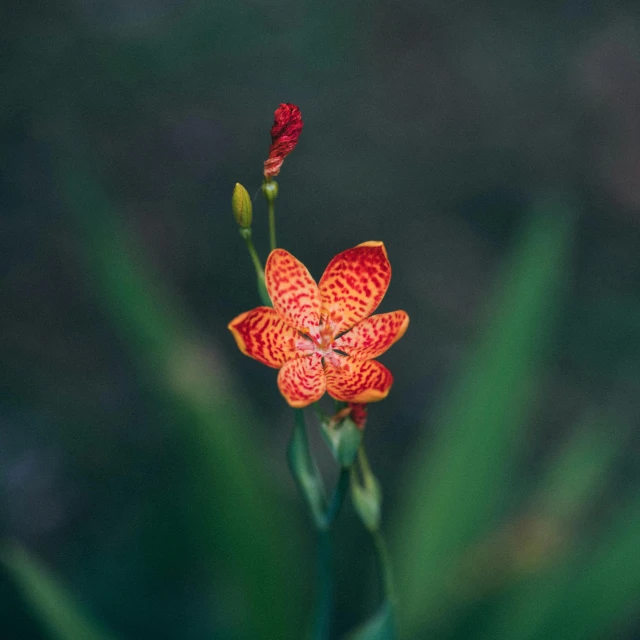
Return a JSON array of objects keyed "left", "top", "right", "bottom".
[
  {"left": 348, "top": 403, "right": 368, "bottom": 430},
  {"left": 263, "top": 103, "right": 303, "bottom": 179}
]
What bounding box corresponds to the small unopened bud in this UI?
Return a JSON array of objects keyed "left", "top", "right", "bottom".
[
  {"left": 320, "top": 403, "right": 367, "bottom": 466},
  {"left": 320, "top": 415, "right": 363, "bottom": 467},
  {"left": 261, "top": 180, "right": 279, "bottom": 203},
  {"left": 232, "top": 183, "right": 252, "bottom": 228}
]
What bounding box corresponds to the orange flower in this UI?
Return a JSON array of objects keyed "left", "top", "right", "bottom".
[
  {"left": 228, "top": 242, "right": 409, "bottom": 408},
  {"left": 263, "top": 103, "right": 303, "bottom": 179}
]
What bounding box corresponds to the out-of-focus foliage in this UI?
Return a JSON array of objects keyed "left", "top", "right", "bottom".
[
  {"left": 3, "top": 0, "right": 640, "bottom": 639},
  {"left": 394, "top": 197, "right": 573, "bottom": 636},
  {"left": 1, "top": 543, "right": 120, "bottom": 640}
]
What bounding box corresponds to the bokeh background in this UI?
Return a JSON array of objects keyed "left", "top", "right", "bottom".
[{"left": 3, "top": 1, "right": 640, "bottom": 638}]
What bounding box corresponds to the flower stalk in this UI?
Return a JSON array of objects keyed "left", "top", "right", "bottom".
[
  {"left": 229, "top": 104, "right": 402, "bottom": 639},
  {"left": 351, "top": 445, "right": 397, "bottom": 636},
  {"left": 288, "top": 409, "right": 350, "bottom": 640},
  {"left": 262, "top": 180, "right": 279, "bottom": 251},
  {"left": 238, "top": 228, "right": 270, "bottom": 307}
]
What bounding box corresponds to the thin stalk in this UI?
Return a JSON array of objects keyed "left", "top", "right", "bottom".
[
  {"left": 312, "top": 463, "right": 349, "bottom": 640},
  {"left": 268, "top": 198, "right": 276, "bottom": 251},
  {"left": 354, "top": 446, "right": 396, "bottom": 631},
  {"left": 322, "top": 468, "right": 350, "bottom": 529},
  {"left": 372, "top": 529, "right": 395, "bottom": 605},
  {"left": 240, "top": 228, "right": 264, "bottom": 279},
  {"left": 288, "top": 410, "right": 351, "bottom": 639},
  {"left": 313, "top": 531, "right": 333, "bottom": 640},
  {"left": 240, "top": 228, "right": 270, "bottom": 306}
]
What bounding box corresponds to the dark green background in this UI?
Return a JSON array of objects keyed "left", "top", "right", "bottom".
[{"left": 2, "top": 1, "right": 640, "bottom": 638}]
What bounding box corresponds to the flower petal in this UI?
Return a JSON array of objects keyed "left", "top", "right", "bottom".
[
  {"left": 228, "top": 306, "right": 299, "bottom": 368},
  {"left": 333, "top": 311, "right": 409, "bottom": 360},
  {"left": 265, "top": 249, "right": 322, "bottom": 337},
  {"left": 277, "top": 353, "right": 326, "bottom": 407},
  {"left": 318, "top": 241, "right": 392, "bottom": 334},
  {"left": 325, "top": 356, "right": 393, "bottom": 403}
]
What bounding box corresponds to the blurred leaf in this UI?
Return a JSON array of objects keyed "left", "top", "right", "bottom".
[
  {"left": 392, "top": 195, "right": 575, "bottom": 637},
  {"left": 474, "top": 411, "right": 634, "bottom": 640},
  {"left": 1, "top": 542, "right": 120, "bottom": 640},
  {"left": 346, "top": 601, "right": 395, "bottom": 640},
  {"left": 288, "top": 409, "right": 327, "bottom": 529},
  {"left": 51, "top": 133, "right": 303, "bottom": 640},
  {"left": 532, "top": 494, "right": 640, "bottom": 640},
  {"left": 531, "top": 409, "right": 625, "bottom": 525},
  {"left": 476, "top": 493, "right": 640, "bottom": 640}
]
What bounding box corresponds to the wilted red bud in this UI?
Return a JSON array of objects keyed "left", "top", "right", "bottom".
[
  {"left": 263, "top": 103, "right": 303, "bottom": 179},
  {"left": 348, "top": 403, "right": 368, "bottom": 430}
]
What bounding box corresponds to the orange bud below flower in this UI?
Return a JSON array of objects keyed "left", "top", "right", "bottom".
[{"left": 263, "top": 103, "right": 303, "bottom": 179}]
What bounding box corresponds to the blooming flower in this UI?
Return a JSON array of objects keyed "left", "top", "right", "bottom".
[
  {"left": 263, "top": 103, "right": 303, "bottom": 179},
  {"left": 228, "top": 242, "right": 409, "bottom": 408}
]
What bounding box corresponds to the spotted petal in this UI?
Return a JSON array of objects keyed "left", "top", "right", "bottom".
[
  {"left": 318, "top": 241, "right": 392, "bottom": 335},
  {"left": 265, "top": 249, "right": 322, "bottom": 337},
  {"left": 325, "top": 356, "right": 393, "bottom": 403},
  {"left": 228, "top": 307, "right": 299, "bottom": 368},
  {"left": 277, "top": 353, "right": 326, "bottom": 407},
  {"left": 333, "top": 311, "right": 409, "bottom": 361}
]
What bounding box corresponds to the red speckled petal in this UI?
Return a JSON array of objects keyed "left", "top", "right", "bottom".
[
  {"left": 277, "top": 353, "right": 326, "bottom": 407},
  {"left": 325, "top": 356, "right": 393, "bottom": 403},
  {"left": 318, "top": 241, "right": 392, "bottom": 334},
  {"left": 228, "top": 307, "right": 299, "bottom": 368},
  {"left": 333, "top": 311, "right": 409, "bottom": 360},
  {"left": 265, "top": 249, "right": 322, "bottom": 336}
]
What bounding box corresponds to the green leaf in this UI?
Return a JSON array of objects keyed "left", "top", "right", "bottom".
[
  {"left": 531, "top": 409, "right": 626, "bottom": 525},
  {"left": 289, "top": 409, "right": 328, "bottom": 528},
  {"left": 474, "top": 494, "right": 640, "bottom": 640},
  {"left": 52, "top": 136, "right": 304, "bottom": 640},
  {"left": 475, "top": 412, "right": 632, "bottom": 640},
  {"left": 346, "top": 601, "right": 396, "bottom": 640},
  {"left": 534, "top": 494, "right": 640, "bottom": 640},
  {"left": 392, "top": 195, "right": 575, "bottom": 637},
  {"left": 1, "top": 542, "right": 119, "bottom": 640}
]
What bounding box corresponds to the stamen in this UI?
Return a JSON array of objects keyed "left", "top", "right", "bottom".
[{"left": 295, "top": 337, "right": 316, "bottom": 352}]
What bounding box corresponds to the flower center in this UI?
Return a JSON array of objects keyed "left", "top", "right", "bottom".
[{"left": 295, "top": 316, "right": 342, "bottom": 367}]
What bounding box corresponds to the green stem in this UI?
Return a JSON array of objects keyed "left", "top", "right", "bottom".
[
  {"left": 268, "top": 198, "right": 276, "bottom": 251},
  {"left": 372, "top": 529, "right": 395, "bottom": 605},
  {"left": 240, "top": 228, "right": 271, "bottom": 306},
  {"left": 241, "top": 228, "right": 264, "bottom": 278},
  {"left": 312, "top": 462, "right": 349, "bottom": 640},
  {"left": 288, "top": 410, "right": 351, "bottom": 639},
  {"left": 357, "top": 445, "right": 373, "bottom": 479},
  {"left": 322, "top": 468, "right": 350, "bottom": 529},
  {"left": 353, "top": 446, "right": 396, "bottom": 632},
  {"left": 313, "top": 531, "right": 333, "bottom": 640}
]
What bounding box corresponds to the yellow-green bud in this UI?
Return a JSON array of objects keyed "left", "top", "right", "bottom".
[{"left": 232, "top": 183, "right": 252, "bottom": 228}]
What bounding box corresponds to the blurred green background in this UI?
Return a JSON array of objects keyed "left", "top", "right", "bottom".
[{"left": 3, "top": 1, "right": 640, "bottom": 638}]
